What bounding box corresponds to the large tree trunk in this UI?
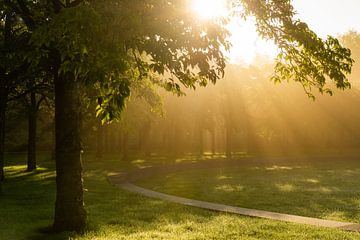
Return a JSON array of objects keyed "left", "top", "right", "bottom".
[
  {"left": 27, "top": 91, "right": 37, "bottom": 172},
  {"left": 53, "top": 72, "right": 86, "bottom": 232},
  {"left": 0, "top": 82, "right": 7, "bottom": 183}
]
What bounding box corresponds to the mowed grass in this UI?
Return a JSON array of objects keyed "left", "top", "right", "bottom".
[
  {"left": 138, "top": 158, "right": 360, "bottom": 224},
  {"left": 1, "top": 153, "right": 360, "bottom": 239}
]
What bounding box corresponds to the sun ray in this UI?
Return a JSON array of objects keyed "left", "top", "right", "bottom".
[
  {"left": 191, "top": 0, "right": 227, "bottom": 19},
  {"left": 191, "top": 0, "right": 278, "bottom": 64}
]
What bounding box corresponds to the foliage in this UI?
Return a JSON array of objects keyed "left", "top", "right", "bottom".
[
  {"left": 232, "top": 0, "right": 353, "bottom": 98},
  {"left": 92, "top": 62, "right": 360, "bottom": 156},
  {"left": 341, "top": 31, "right": 360, "bottom": 87},
  {"left": 17, "top": 0, "right": 229, "bottom": 124},
  {"left": 1, "top": 0, "right": 355, "bottom": 131},
  {"left": 8, "top": 0, "right": 352, "bottom": 122}
]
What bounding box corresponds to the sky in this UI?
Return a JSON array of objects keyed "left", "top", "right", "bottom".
[
  {"left": 292, "top": 0, "right": 360, "bottom": 37},
  {"left": 229, "top": 0, "right": 360, "bottom": 64}
]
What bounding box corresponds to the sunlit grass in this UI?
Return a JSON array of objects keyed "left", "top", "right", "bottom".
[
  {"left": 138, "top": 161, "right": 360, "bottom": 224},
  {"left": 1, "top": 153, "right": 360, "bottom": 239}
]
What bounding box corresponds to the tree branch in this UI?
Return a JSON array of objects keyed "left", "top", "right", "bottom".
[
  {"left": 7, "top": 84, "right": 53, "bottom": 103},
  {"left": 16, "top": 0, "right": 36, "bottom": 30},
  {"left": 66, "top": 0, "right": 84, "bottom": 8},
  {"left": 51, "top": 0, "right": 63, "bottom": 13},
  {"left": 36, "top": 95, "right": 46, "bottom": 109}
]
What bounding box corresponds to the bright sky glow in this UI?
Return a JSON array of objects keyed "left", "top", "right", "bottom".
[
  {"left": 191, "top": 0, "right": 275, "bottom": 64},
  {"left": 192, "top": 0, "right": 360, "bottom": 64},
  {"left": 292, "top": 0, "right": 360, "bottom": 38},
  {"left": 226, "top": 19, "right": 278, "bottom": 64},
  {"left": 191, "top": 0, "right": 227, "bottom": 20}
]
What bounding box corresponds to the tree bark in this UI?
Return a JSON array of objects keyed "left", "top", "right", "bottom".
[
  {"left": 225, "top": 126, "right": 232, "bottom": 158},
  {"left": 198, "top": 127, "right": 203, "bottom": 156},
  {"left": 53, "top": 71, "right": 86, "bottom": 232},
  {"left": 51, "top": 119, "right": 56, "bottom": 161},
  {"left": 139, "top": 121, "right": 151, "bottom": 156},
  {"left": 225, "top": 93, "right": 233, "bottom": 158},
  {"left": 122, "top": 132, "right": 129, "bottom": 159},
  {"left": 0, "top": 81, "right": 8, "bottom": 183},
  {"left": 103, "top": 124, "right": 110, "bottom": 154},
  {"left": 211, "top": 129, "right": 216, "bottom": 155},
  {"left": 96, "top": 120, "right": 103, "bottom": 159},
  {"left": 27, "top": 91, "right": 37, "bottom": 171}
]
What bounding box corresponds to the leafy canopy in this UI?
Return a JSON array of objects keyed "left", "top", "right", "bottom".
[
  {"left": 232, "top": 0, "right": 353, "bottom": 98},
  {"left": 6, "top": 0, "right": 354, "bottom": 121}
]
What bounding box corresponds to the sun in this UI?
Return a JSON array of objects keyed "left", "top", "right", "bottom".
[
  {"left": 191, "top": 0, "right": 227, "bottom": 19},
  {"left": 191, "top": 0, "right": 278, "bottom": 64}
]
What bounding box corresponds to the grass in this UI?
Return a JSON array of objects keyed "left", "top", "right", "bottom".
[
  {"left": 1, "top": 153, "right": 360, "bottom": 239},
  {"left": 138, "top": 158, "right": 360, "bottom": 224}
]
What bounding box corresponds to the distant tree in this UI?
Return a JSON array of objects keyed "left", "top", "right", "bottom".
[
  {"left": 22, "top": 88, "right": 51, "bottom": 172},
  {"left": 341, "top": 31, "right": 360, "bottom": 86},
  {"left": 0, "top": 4, "right": 33, "bottom": 184},
  {"left": 4, "top": 0, "right": 354, "bottom": 232}
]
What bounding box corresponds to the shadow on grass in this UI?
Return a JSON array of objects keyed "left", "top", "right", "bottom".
[
  {"left": 25, "top": 226, "right": 73, "bottom": 240},
  {"left": 29, "top": 182, "right": 221, "bottom": 239}
]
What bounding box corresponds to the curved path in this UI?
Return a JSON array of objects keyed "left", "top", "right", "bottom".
[{"left": 108, "top": 159, "right": 360, "bottom": 232}]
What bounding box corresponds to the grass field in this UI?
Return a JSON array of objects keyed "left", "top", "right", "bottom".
[
  {"left": 138, "top": 158, "right": 360, "bottom": 224},
  {"left": 1, "top": 153, "right": 360, "bottom": 239}
]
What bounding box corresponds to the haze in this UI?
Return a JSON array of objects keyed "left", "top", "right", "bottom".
[{"left": 2, "top": 1, "right": 360, "bottom": 239}]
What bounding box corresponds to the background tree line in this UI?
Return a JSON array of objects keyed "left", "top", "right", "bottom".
[{"left": 5, "top": 31, "right": 360, "bottom": 160}]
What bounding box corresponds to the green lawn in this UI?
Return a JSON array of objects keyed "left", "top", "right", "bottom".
[
  {"left": 1, "top": 153, "right": 360, "bottom": 239},
  {"left": 138, "top": 159, "right": 360, "bottom": 224}
]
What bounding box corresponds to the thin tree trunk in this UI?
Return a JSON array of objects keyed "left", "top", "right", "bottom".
[
  {"left": 225, "top": 93, "right": 233, "bottom": 158},
  {"left": 211, "top": 129, "right": 216, "bottom": 155},
  {"left": 27, "top": 91, "right": 37, "bottom": 171},
  {"left": 96, "top": 120, "right": 103, "bottom": 159},
  {"left": 0, "top": 82, "right": 7, "bottom": 183},
  {"left": 225, "top": 125, "right": 232, "bottom": 158},
  {"left": 199, "top": 128, "right": 203, "bottom": 156},
  {"left": 114, "top": 129, "right": 122, "bottom": 154},
  {"left": 225, "top": 111, "right": 233, "bottom": 158},
  {"left": 51, "top": 119, "right": 56, "bottom": 161},
  {"left": 104, "top": 125, "right": 110, "bottom": 154},
  {"left": 122, "top": 132, "right": 129, "bottom": 159},
  {"left": 139, "top": 121, "right": 151, "bottom": 156},
  {"left": 53, "top": 71, "right": 86, "bottom": 232},
  {"left": 1, "top": 6, "right": 13, "bottom": 185}
]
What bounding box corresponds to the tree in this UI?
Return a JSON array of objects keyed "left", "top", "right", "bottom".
[
  {"left": 22, "top": 0, "right": 229, "bottom": 231},
  {"left": 5, "top": 0, "right": 353, "bottom": 232},
  {"left": 0, "top": 3, "right": 33, "bottom": 185},
  {"left": 0, "top": 5, "right": 52, "bottom": 182},
  {"left": 23, "top": 89, "right": 49, "bottom": 172},
  {"left": 341, "top": 31, "right": 360, "bottom": 87}
]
